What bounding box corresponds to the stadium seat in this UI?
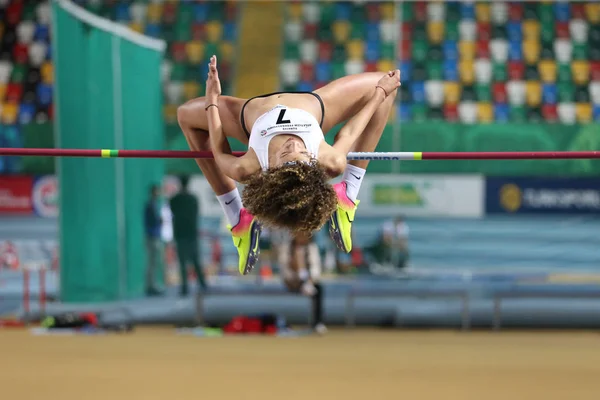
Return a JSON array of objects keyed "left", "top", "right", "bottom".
[
  {"left": 539, "top": 60, "right": 557, "bottom": 82},
  {"left": 1, "top": 102, "right": 18, "bottom": 124},
  {"left": 586, "top": 3, "right": 600, "bottom": 23},
  {"left": 525, "top": 81, "right": 542, "bottom": 106},
  {"left": 476, "top": 40, "right": 490, "bottom": 58},
  {"left": 569, "top": 19, "right": 589, "bottom": 43},
  {"left": 460, "top": 2, "right": 475, "bottom": 20},
  {"left": 28, "top": 42, "right": 47, "bottom": 67},
  {"left": 425, "top": 80, "right": 444, "bottom": 106},
  {"left": 478, "top": 102, "right": 493, "bottom": 122},
  {"left": 183, "top": 81, "right": 201, "bottom": 101},
  {"left": 346, "top": 40, "right": 364, "bottom": 60},
  {"left": 492, "top": 82, "right": 507, "bottom": 103},
  {"left": 5, "top": 83, "right": 22, "bottom": 102},
  {"left": 444, "top": 82, "right": 461, "bottom": 105},
  {"left": 411, "top": 40, "right": 427, "bottom": 63},
  {"left": 557, "top": 102, "right": 576, "bottom": 124},
  {"left": 17, "top": 21, "right": 35, "bottom": 45},
  {"left": 205, "top": 21, "right": 223, "bottom": 42},
  {"left": 285, "top": 22, "right": 303, "bottom": 43},
  {"left": 427, "top": 2, "right": 445, "bottom": 21},
  {"left": 558, "top": 81, "right": 575, "bottom": 102},
  {"left": 475, "top": 3, "right": 490, "bottom": 23},
  {"left": 508, "top": 61, "right": 525, "bottom": 80},
  {"left": 280, "top": 60, "right": 300, "bottom": 86},
  {"left": 571, "top": 60, "right": 590, "bottom": 85},
  {"left": 507, "top": 81, "right": 526, "bottom": 105},
  {"left": 443, "top": 104, "right": 459, "bottom": 122},
  {"left": 303, "top": 2, "right": 320, "bottom": 23},
  {"left": 332, "top": 21, "right": 350, "bottom": 43},
  {"left": 475, "top": 83, "right": 491, "bottom": 101},
  {"left": 458, "top": 101, "right": 477, "bottom": 124},
  {"left": 427, "top": 21, "right": 444, "bottom": 44},
  {"left": 541, "top": 103, "right": 558, "bottom": 122},
  {"left": 523, "top": 39, "right": 540, "bottom": 64},
  {"left": 477, "top": 22, "right": 492, "bottom": 41},
  {"left": 165, "top": 81, "right": 183, "bottom": 105},
  {"left": 0, "top": 61, "right": 13, "bottom": 84},
  {"left": 543, "top": 83, "right": 558, "bottom": 104},
  {"left": 475, "top": 59, "right": 492, "bottom": 83},
  {"left": 459, "top": 20, "right": 477, "bottom": 41},
  {"left": 185, "top": 41, "right": 203, "bottom": 65},
  {"left": 427, "top": 62, "right": 443, "bottom": 80},
  {"left": 411, "top": 81, "right": 425, "bottom": 104},
  {"left": 494, "top": 103, "right": 510, "bottom": 122},
  {"left": 523, "top": 20, "right": 540, "bottom": 40},
  {"left": 317, "top": 42, "right": 333, "bottom": 61},
  {"left": 490, "top": 39, "right": 508, "bottom": 62},
  {"left": 459, "top": 41, "right": 476, "bottom": 60},
  {"left": 590, "top": 82, "right": 600, "bottom": 104},
  {"left": 300, "top": 40, "right": 318, "bottom": 63},
  {"left": 459, "top": 60, "right": 475, "bottom": 84},
  {"left": 491, "top": 2, "right": 508, "bottom": 25},
  {"left": 444, "top": 59, "right": 460, "bottom": 80},
  {"left": 445, "top": 20, "right": 459, "bottom": 41},
  {"left": 576, "top": 102, "right": 592, "bottom": 122},
  {"left": 379, "top": 21, "right": 395, "bottom": 43},
  {"left": 557, "top": 62, "right": 572, "bottom": 83},
  {"left": 507, "top": 22, "right": 522, "bottom": 42},
  {"left": 443, "top": 40, "right": 458, "bottom": 61}
]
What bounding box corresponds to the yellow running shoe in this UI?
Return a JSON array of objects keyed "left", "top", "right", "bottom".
[
  {"left": 328, "top": 182, "right": 359, "bottom": 253},
  {"left": 228, "top": 209, "right": 262, "bottom": 275}
]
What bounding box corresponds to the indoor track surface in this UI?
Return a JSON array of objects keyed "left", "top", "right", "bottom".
[{"left": 1, "top": 328, "right": 599, "bottom": 400}]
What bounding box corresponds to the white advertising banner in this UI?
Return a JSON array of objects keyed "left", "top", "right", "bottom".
[{"left": 357, "top": 174, "right": 484, "bottom": 218}]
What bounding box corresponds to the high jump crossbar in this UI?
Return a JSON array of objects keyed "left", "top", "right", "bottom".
[{"left": 1, "top": 148, "right": 600, "bottom": 160}]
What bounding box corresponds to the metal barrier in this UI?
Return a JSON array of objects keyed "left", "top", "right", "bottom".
[
  {"left": 195, "top": 287, "right": 314, "bottom": 327},
  {"left": 492, "top": 289, "right": 600, "bottom": 331},
  {"left": 344, "top": 287, "right": 471, "bottom": 330}
]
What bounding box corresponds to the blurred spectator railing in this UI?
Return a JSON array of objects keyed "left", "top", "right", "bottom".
[
  {"left": 195, "top": 287, "right": 314, "bottom": 327},
  {"left": 492, "top": 286, "right": 600, "bottom": 331},
  {"left": 344, "top": 286, "right": 471, "bottom": 330}
]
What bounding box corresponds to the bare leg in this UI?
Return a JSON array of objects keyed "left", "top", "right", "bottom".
[
  {"left": 315, "top": 72, "right": 390, "bottom": 134},
  {"left": 348, "top": 91, "right": 397, "bottom": 169},
  {"left": 177, "top": 96, "right": 247, "bottom": 195}
]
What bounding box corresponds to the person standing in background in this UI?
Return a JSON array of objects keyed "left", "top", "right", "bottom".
[
  {"left": 381, "top": 215, "right": 410, "bottom": 269},
  {"left": 144, "top": 184, "right": 163, "bottom": 296},
  {"left": 169, "top": 176, "right": 206, "bottom": 297},
  {"left": 278, "top": 233, "right": 327, "bottom": 334}
]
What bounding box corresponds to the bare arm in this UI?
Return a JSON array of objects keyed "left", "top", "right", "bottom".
[
  {"left": 205, "top": 55, "right": 258, "bottom": 183},
  {"left": 332, "top": 88, "right": 386, "bottom": 154},
  {"left": 332, "top": 70, "right": 401, "bottom": 155},
  {"left": 206, "top": 103, "right": 256, "bottom": 182}
]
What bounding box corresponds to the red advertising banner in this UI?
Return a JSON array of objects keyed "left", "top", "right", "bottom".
[{"left": 0, "top": 176, "right": 34, "bottom": 214}]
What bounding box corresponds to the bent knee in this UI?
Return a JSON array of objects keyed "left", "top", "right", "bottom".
[{"left": 177, "top": 97, "right": 206, "bottom": 127}]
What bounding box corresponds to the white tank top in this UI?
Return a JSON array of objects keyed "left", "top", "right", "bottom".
[{"left": 248, "top": 105, "right": 323, "bottom": 171}]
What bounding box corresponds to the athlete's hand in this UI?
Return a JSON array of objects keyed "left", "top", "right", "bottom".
[
  {"left": 206, "top": 55, "right": 222, "bottom": 102},
  {"left": 376, "top": 69, "right": 401, "bottom": 98}
]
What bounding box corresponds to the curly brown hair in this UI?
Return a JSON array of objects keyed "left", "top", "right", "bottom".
[{"left": 242, "top": 162, "right": 337, "bottom": 234}]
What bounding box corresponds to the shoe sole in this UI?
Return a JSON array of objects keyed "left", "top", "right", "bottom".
[
  {"left": 329, "top": 211, "right": 349, "bottom": 253},
  {"left": 242, "top": 220, "right": 262, "bottom": 275}
]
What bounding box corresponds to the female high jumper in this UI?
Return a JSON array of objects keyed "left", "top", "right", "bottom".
[{"left": 177, "top": 55, "right": 400, "bottom": 275}]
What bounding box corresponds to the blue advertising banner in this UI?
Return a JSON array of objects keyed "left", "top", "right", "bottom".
[{"left": 486, "top": 177, "right": 600, "bottom": 214}]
